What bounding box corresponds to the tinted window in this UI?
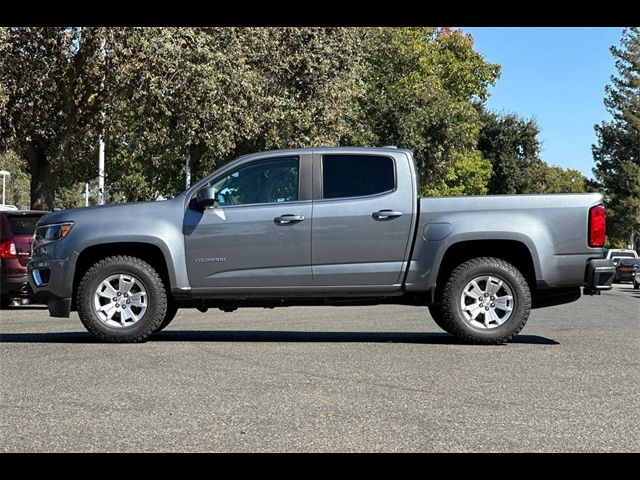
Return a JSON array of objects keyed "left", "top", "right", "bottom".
[
  {"left": 210, "top": 157, "right": 299, "bottom": 206},
  {"left": 323, "top": 155, "right": 394, "bottom": 199},
  {"left": 7, "top": 215, "right": 41, "bottom": 236},
  {"left": 614, "top": 253, "right": 636, "bottom": 259}
]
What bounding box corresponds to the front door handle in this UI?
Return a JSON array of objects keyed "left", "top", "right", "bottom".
[
  {"left": 372, "top": 209, "right": 403, "bottom": 220},
  {"left": 274, "top": 214, "right": 305, "bottom": 224}
]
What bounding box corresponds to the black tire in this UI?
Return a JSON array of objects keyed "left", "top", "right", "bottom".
[
  {"left": 428, "top": 305, "right": 453, "bottom": 334},
  {"left": 77, "top": 255, "right": 167, "bottom": 343},
  {"left": 440, "top": 257, "right": 531, "bottom": 345},
  {"left": 0, "top": 295, "right": 10, "bottom": 309},
  {"left": 155, "top": 301, "right": 178, "bottom": 332}
]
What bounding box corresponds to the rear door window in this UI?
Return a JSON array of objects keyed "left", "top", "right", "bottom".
[{"left": 322, "top": 155, "right": 395, "bottom": 199}]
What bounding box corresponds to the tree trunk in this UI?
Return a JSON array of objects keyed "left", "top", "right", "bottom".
[{"left": 26, "top": 144, "right": 55, "bottom": 211}]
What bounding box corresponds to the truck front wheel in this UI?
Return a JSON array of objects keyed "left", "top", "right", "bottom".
[
  {"left": 77, "top": 255, "right": 168, "bottom": 343},
  {"left": 428, "top": 305, "right": 453, "bottom": 334},
  {"left": 440, "top": 257, "right": 531, "bottom": 344}
]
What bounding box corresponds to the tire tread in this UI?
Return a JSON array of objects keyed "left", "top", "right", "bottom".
[
  {"left": 77, "top": 255, "right": 167, "bottom": 343},
  {"left": 440, "top": 257, "right": 531, "bottom": 345}
]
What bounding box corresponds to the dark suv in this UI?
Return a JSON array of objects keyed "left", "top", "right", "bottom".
[{"left": 1, "top": 209, "right": 47, "bottom": 307}]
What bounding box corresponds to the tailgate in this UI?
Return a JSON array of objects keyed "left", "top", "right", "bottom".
[{"left": 6, "top": 214, "right": 41, "bottom": 267}]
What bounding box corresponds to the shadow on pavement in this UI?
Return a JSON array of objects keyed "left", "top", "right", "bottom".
[
  {"left": 0, "top": 330, "right": 560, "bottom": 345},
  {"left": 0, "top": 305, "right": 48, "bottom": 310}
]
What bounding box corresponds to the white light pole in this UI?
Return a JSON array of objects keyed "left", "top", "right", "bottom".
[
  {"left": 98, "top": 137, "right": 105, "bottom": 205},
  {"left": 185, "top": 153, "right": 191, "bottom": 189},
  {"left": 98, "top": 34, "right": 106, "bottom": 205},
  {"left": 0, "top": 170, "right": 10, "bottom": 206}
]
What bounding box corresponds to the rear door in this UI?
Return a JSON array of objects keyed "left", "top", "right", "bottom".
[{"left": 311, "top": 152, "right": 415, "bottom": 286}]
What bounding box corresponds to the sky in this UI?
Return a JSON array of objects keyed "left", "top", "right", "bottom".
[{"left": 463, "top": 27, "right": 623, "bottom": 179}]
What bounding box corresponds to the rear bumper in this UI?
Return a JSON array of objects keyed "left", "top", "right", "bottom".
[
  {"left": 583, "top": 259, "right": 615, "bottom": 295},
  {"left": 1, "top": 274, "right": 29, "bottom": 296},
  {"left": 614, "top": 271, "right": 635, "bottom": 282}
]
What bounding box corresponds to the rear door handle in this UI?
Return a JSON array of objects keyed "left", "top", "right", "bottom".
[
  {"left": 372, "top": 210, "right": 403, "bottom": 219},
  {"left": 274, "top": 214, "right": 305, "bottom": 224}
]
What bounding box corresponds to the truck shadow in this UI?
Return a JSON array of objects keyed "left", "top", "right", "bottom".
[{"left": 0, "top": 331, "right": 559, "bottom": 345}]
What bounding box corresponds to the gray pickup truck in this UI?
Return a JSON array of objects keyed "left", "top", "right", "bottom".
[{"left": 28, "top": 147, "right": 615, "bottom": 344}]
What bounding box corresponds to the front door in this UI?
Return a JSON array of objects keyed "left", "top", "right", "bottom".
[{"left": 184, "top": 155, "right": 313, "bottom": 290}]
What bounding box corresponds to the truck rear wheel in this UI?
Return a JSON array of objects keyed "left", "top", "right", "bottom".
[
  {"left": 77, "top": 255, "right": 167, "bottom": 343},
  {"left": 440, "top": 257, "right": 531, "bottom": 344}
]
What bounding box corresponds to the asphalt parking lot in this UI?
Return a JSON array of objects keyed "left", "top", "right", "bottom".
[{"left": 1, "top": 284, "right": 638, "bottom": 452}]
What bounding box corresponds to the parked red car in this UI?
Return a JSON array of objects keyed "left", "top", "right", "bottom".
[{"left": 1, "top": 209, "right": 48, "bottom": 307}]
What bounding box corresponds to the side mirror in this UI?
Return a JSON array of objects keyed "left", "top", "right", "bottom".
[{"left": 195, "top": 186, "right": 218, "bottom": 210}]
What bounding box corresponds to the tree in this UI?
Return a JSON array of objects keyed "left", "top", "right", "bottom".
[
  {"left": 0, "top": 150, "right": 30, "bottom": 208},
  {"left": 530, "top": 164, "right": 587, "bottom": 194},
  {"left": 102, "top": 27, "right": 369, "bottom": 201},
  {"left": 352, "top": 28, "right": 500, "bottom": 194},
  {"left": 479, "top": 110, "right": 588, "bottom": 195},
  {"left": 423, "top": 151, "right": 493, "bottom": 197},
  {"left": 592, "top": 27, "right": 640, "bottom": 249},
  {"left": 478, "top": 110, "right": 542, "bottom": 194},
  {"left": 0, "top": 27, "right": 109, "bottom": 210}
]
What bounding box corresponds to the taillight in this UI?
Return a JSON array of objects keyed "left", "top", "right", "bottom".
[
  {"left": 0, "top": 239, "right": 17, "bottom": 259},
  {"left": 588, "top": 204, "right": 606, "bottom": 248}
]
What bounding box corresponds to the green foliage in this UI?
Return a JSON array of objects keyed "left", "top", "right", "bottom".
[
  {"left": 529, "top": 164, "right": 587, "bottom": 194},
  {"left": 0, "top": 27, "right": 591, "bottom": 210},
  {"left": 103, "top": 27, "right": 369, "bottom": 201},
  {"left": 0, "top": 150, "right": 30, "bottom": 208},
  {"left": 592, "top": 27, "right": 640, "bottom": 247},
  {"left": 478, "top": 110, "right": 542, "bottom": 194},
  {"left": 0, "top": 27, "right": 107, "bottom": 209},
  {"left": 353, "top": 28, "right": 500, "bottom": 191},
  {"left": 424, "top": 151, "right": 493, "bottom": 196}
]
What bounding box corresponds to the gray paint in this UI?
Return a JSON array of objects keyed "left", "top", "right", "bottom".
[
  {"left": 310, "top": 149, "right": 416, "bottom": 286},
  {"left": 28, "top": 146, "right": 607, "bottom": 317}
]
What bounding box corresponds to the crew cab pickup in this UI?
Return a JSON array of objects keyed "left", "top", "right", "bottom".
[{"left": 28, "top": 147, "right": 616, "bottom": 344}]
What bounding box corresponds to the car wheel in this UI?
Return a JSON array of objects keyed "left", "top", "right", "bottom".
[
  {"left": 0, "top": 295, "right": 10, "bottom": 309},
  {"left": 440, "top": 257, "right": 531, "bottom": 345},
  {"left": 77, "top": 255, "right": 167, "bottom": 343}
]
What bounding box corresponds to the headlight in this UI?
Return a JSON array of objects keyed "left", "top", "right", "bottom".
[{"left": 34, "top": 222, "right": 74, "bottom": 244}]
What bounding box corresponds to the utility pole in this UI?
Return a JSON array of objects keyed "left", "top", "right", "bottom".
[
  {"left": 98, "top": 138, "right": 105, "bottom": 205},
  {"left": 0, "top": 170, "right": 9, "bottom": 205},
  {"left": 185, "top": 153, "right": 191, "bottom": 189},
  {"left": 98, "top": 33, "right": 106, "bottom": 205}
]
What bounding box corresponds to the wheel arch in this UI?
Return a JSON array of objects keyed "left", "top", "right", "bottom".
[
  {"left": 433, "top": 239, "right": 538, "bottom": 302},
  {"left": 72, "top": 241, "right": 173, "bottom": 308}
]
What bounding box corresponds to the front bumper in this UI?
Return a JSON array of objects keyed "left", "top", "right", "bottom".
[
  {"left": 27, "top": 252, "right": 78, "bottom": 318},
  {"left": 583, "top": 259, "right": 615, "bottom": 295}
]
